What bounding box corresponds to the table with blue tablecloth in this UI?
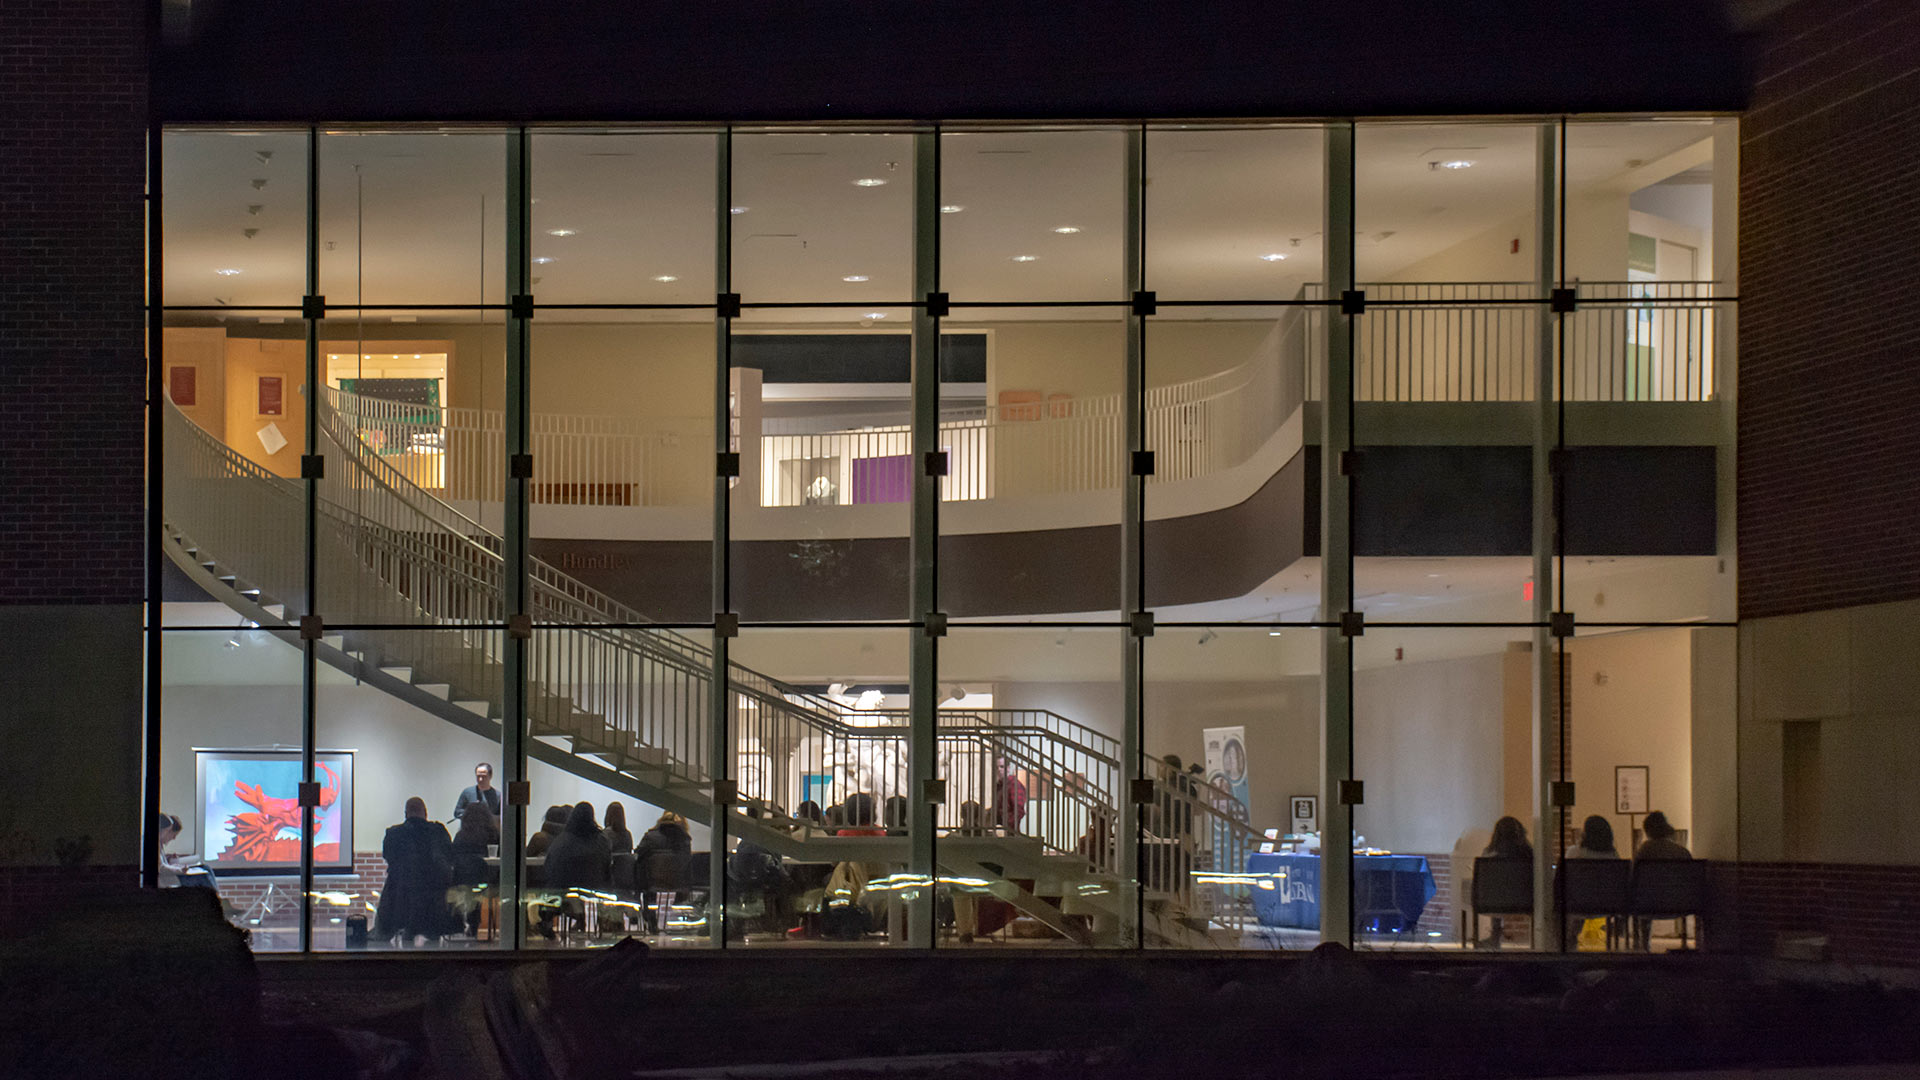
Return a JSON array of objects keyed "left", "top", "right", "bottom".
[{"left": 1246, "top": 852, "right": 1437, "bottom": 933}]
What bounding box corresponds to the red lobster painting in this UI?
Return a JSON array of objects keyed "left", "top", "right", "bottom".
[{"left": 218, "top": 762, "right": 341, "bottom": 864}]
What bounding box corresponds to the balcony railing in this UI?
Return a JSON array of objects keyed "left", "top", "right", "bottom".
[{"left": 1305, "top": 280, "right": 1724, "bottom": 403}]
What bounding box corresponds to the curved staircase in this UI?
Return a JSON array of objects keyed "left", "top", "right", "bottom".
[{"left": 160, "top": 394, "right": 1259, "bottom": 946}]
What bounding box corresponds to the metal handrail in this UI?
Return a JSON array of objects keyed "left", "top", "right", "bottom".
[{"left": 168, "top": 393, "right": 1258, "bottom": 920}]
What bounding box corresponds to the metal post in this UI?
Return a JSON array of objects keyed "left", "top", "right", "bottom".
[
  {"left": 299, "top": 127, "right": 321, "bottom": 953},
  {"left": 709, "top": 130, "right": 734, "bottom": 946},
  {"left": 501, "top": 129, "right": 532, "bottom": 950},
  {"left": 1119, "top": 126, "right": 1146, "bottom": 950},
  {"left": 1319, "top": 122, "right": 1356, "bottom": 948},
  {"left": 907, "top": 129, "right": 940, "bottom": 948},
  {"left": 141, "top": 118, "right": 164, "bottom": 893},
  {"left": 1531, "top": 122, "right": 1561, "bottom": 951}
]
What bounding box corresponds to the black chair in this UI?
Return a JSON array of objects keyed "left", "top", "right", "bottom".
[
  {"left": 1469, "top": 857, "right": 1534, "bottom": 949},
  {"left": 1560, "top": 859, "right": 1633, "bottom": 950},
  {"left": 1630, "top": 859, "right": 1708, "bottom": 950}
]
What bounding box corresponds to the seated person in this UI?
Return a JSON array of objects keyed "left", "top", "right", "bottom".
[
  {"left": 1634, "top": 811, "right": 1691, "bottom": 860},
  {"left": 539, "top": 801, "right": 612, "bottom": 939},
  {"left": 450, "top": 802, "right": 499, "bottom": 938},
  {"left": 1567, "top": 815, "right": 1619, "bottom": 859},
  {"left": 374, "top": 797, "right": 459, "bottom": 946},
  {"left": 1475, "top": 815, "right": 1532, "bottom": 949},
  {"left": 634, "top": 811, "right": 693, "bottom": 934},
  {"left": 1483, "top": 815, "right": 1533, "bottom": 861},
  {"left": 157, "top": 813, "right": 216, "bottom": 891}
]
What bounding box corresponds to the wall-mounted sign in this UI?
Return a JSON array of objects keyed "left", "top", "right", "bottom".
[
  {"left": 257, "top": 375, "right": 284, "bottom": 417},
  {"left": 168, "top": 366, "right": 197, "bottom": 407},
  {"left": 1615, "top": 765, "right": 1650, "bottom": 815},
  {"left": 1290, "top": 794, "right": 1318, "bottom": 835}
]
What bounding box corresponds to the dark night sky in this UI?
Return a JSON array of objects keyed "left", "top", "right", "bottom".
[{"left": 160, "top": 0, "right": 1749, "bottom": 123}]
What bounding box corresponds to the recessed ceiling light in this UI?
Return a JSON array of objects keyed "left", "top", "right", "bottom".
[
  {"left": 730, "top": 206, "right": 749, "bottom": 215},
  {"left": 862, "top": 312, "right": 888, "bottom": 320},
  {"left": 1009, "top": 255, "right": 1038, "bottom": 263},
  {"left": 841, "top": 274, "right": 870, "bottom": 282},
  {"left": 1437, "top": 159, "right": 1475, "bottom": 170},
  {"left": 1052, "top": 226, "right": 1082, "bottom": 234},
  {"left": 852, "top": 178, "right": 888, "bottom": 187},
  {"left": 940, "top": 205, "right": 965, "bottom": 214},
  {"left": 215, "top": 268, "right": 242, "bottom": 275},
  {"left": 546, "top": 228, "right": 576, "bottom": 237},
  {"left": 1259, "top": 253, "right": 1288, "bottom": 262},
  {"left": 653, "top": 275, "right": 679, "bottom": 283},
  {"left": 532, "top": 256, "right": 556, "bottom": 265},
  {"left": 1269, "top": 630, "right": 1284, "bottom": 637}
]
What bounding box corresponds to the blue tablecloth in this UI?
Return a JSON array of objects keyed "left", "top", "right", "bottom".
[{"left": 1247, "top": 853, "right": 1437, "bottom": 933}]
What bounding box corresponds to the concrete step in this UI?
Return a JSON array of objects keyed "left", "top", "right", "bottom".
[{"left": 415, "top": 683, "right": 452, "bottom": 700}]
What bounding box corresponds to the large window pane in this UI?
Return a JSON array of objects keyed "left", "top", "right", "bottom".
[
  {"left": 1145, "top": 626, "right": 1322, "bottom": 950},
  {"left": 730, "top": 308, "right": 914, "bottom": 621},
  {"left": 163, "top": 130, "right": 309, "bottom": 307},
  {"left": 530, "top": 131, "right": 717, "bottom": 306},
  {"left": 941, "top": 627, "right": 1122, "bottom": 947},
  {"left": 1557, "top": 119, "right": 1733, "bottom": 625},
  {"left": 312, "top": 628, "right": 503, "bottom": 950},
  {"left": 728, "top": 628, "right": 916, "bottom": 946},
  {"left": 940, "top": 308, "right": 1122, "bottom": 620},
  {"left": 159, "top": 628, "right": 306, "bottom": 952},
  {"left": 158, "top": 312, "right": 310, "bottom": 630},
  {"left": 1355, "top": 123, "right": 1542, "bottom": 286},
  {"left": 941, "top": 129, "right": 1126, "bottom": 303},
  {"left": 316, "top": 313, "right": 507, "bottom": 626},
  {"left": 521, "top": 627, "right": 716, "bottom": 949},
  {"left": 318, "top": 131, "right": 505, "bottom": 306},
  {"left": 1144, "top": 308, "right": 1312, "bottom": 617},
  {"left": 1145, "top": 126, "right": 1323, "bottom": 301},
  {"left": 529, "top": 316, "right": 714, "bottom": 623},
  {"left": 1352, "top": 626, "right": 1539, "bottom": 952},
  {"left": 730, "top": 131, "right": 915, "bottom": 306}
]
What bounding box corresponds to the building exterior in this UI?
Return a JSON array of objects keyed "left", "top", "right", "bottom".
[{"left": 0, "top": 0, "right": 1913, "bottom": 964}]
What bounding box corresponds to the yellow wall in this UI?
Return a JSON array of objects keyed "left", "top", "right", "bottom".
[
  {"left": 223, "top": 336, "right": 306, "bottom": 477},
  {"left": 164, "top": 328, "right": 228, "bottom": 441}
]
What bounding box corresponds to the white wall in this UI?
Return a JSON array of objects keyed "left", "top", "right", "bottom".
[
  {"left": 160, "top": 632, "right": 697, "bottom": 861},
  {"left": 1353, "top": 652, "right": 1507, "bottom": 856}
]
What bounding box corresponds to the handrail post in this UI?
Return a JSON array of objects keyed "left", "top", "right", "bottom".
[{"left": 501, "top": 128, "right": 532, "bottom": 951}]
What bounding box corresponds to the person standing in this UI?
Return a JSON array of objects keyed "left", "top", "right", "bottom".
[
  {"left": 374, "top": 797, "right": 458, "bottom": 946},
  {"left": 453, "top": 762, "right": 502, "bottom": 823}
]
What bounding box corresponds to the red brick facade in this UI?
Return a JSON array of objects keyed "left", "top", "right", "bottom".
[
  {"left": 0, "top": 1, "right": 149, "bottom": 605},
  {"left": 1719, "top": 861, "right": 1920, "bottom": 969},
  {"left": 1738, "top": 0, "right": 1920, "bottom": 620}
]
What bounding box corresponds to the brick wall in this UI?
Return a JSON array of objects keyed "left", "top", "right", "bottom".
[
  {"left": 0, "top": 864, "right": 138, "bottom": 936},
  {"left": 0, "top": 1, "right": 149, "bottom": 605},
  {"left": 1717, "top": 861, "right": 1920, "bottom": 969},
  {"left": 1738, "top": 0, "right": 1920, "bottom": 619}
]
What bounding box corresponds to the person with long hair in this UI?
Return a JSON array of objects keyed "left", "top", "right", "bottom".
[
  {"left": 540, "top": 801, "right": 611, "bottom": 941},
  {"left": 1568, "top": 815, "right": 1619, "bottom": 858},
  {"left": 450, "top": 801, "right": 500, "bottom": 938},
  {"left": 603, "top": 801, "right": 634, "bottom": 855},
  {"left": 634, "top": 811, "right": 693, "bottom": 935},
  {"left": 1484, "top": 815, "right": 1534, "bottom": 861}
]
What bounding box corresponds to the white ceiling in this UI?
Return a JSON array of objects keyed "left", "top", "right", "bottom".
[{"left": 162, "top": 121, "right": 1719, "bottom": 315}]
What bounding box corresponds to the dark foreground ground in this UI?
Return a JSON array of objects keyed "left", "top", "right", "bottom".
[{"left": 5, "top": 891, "right": 1919, "bottom": 1080}]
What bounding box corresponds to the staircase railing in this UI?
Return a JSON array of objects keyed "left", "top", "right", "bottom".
[{"left": 169, "top": 393, "right": 1257, "bottom": 930}]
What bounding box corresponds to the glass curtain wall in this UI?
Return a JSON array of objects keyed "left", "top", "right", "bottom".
[{"left": 153, "top": 117, "right": 1734, "bottom": 953}]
